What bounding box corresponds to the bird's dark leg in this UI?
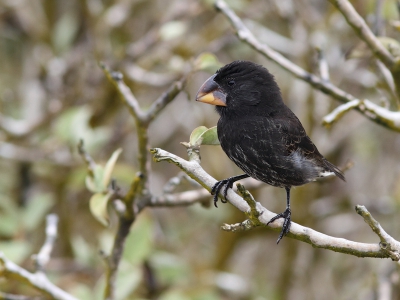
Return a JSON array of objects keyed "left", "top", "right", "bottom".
[
  {"left": 211, "top": 174, "right": 250, "bottom": 207},
  {"left": 267, "top": 187, "right": 292, "bottom": 244}
]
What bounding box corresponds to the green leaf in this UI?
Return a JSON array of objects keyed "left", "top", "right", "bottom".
[
  {"left": 198, "top": 126, "right": 219, "bottom": 145},
  {"left": 84, "top": 148, "right": 123, "bottom": 193},
  {"left": 85, "top": 176, "right": 98, "bottom": 193},
  {"left": 85, "top": 165, "right": 105, "bottom": 193},
  {"left": 103, "top": 148, "right": 122, "bottom": 188},
  {"left": 194, "top": 52, "right": 222, "bottom": 73},
  {"left": 188, "top": 126, "right": 220, "bottom": 146},
  {"left": 189, "top": 126, "right": 208, "bottom": 145},
  {"left": 89, "top": 193, "right": 111, "bottom": 226}
]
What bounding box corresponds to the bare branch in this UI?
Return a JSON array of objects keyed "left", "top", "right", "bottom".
[
  {"left": 77, "top": 140, "right": 96, "bottom": 177},
  {"left": 124, "top": 64, "right": 176, "bottom": 87},
  {"left": 100, "top": 63, "right": 146, "bottom": 122},
  {"left": 103, "top": 217, "right": 135, "bottom": 300},
  {"left": 123, "top": 172, "right": 146, "bottom": 215},
  {"left": 162, "top": 172, "right": 199, "bottom": 194},
  {"left": 0, "top": 291, "right": 42, "bottom": 300},
  {"left": 150, "top": 177, "right": 263, "bottom": 207},
  {"left": 356, "top": 205, "right": 400, "bottom": 260},
  {"left": 316, "top": 47, "right": 330, "bottom": 82},
  {"left": 328, "top": 0, "right": 395, "bottom": 69},
  {"left": 376, "top": 60, "right": 399, "bottom": 107},
  {"left": 150, "top": 189, "right": 211, "bottom": 207},
  {"left": 101, "top": 62, "right": 189, "bottom": 299},
  {"left": 0, "top": 253, "right": 78, "bottom": 300},
  {"left": 0, "top": 215, "right": 75, "bottom": 300},
  {"left": 221, "top": 219, "right": 256, "bottom": 232},
  {"left": 322, "top": 100, "right": 361, "bottom": 126},
  {"left": 151, "top": 147, "right": 400, "bottom": 259},
  {"left": 214, "top": 0, "right": 400, "bottom": 132},
  {"left": 144, "top": 72, "right": 191, "bottom": 124},
  {"left": 32, "top": 214, "right": 59, "bottom": 272}
]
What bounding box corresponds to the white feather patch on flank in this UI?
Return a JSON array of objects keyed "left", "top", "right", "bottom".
[{"left": 319, "top": 171, "right": 335, "bottom": 177}]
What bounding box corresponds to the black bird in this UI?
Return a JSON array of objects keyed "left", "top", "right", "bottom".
[{"left": 196, "top": 60, "right": 345, "bottom": 243}]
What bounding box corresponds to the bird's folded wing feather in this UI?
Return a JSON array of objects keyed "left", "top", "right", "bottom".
[{"left": 273, "top": 112, "right": 320, "bottom": 158}]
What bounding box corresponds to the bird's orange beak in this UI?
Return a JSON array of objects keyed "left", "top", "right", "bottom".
[{"left": 195, "top": 74, "right": 227, "bottom": 106}]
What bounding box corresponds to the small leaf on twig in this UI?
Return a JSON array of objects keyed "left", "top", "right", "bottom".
[
  {"left": 85, "top": 165, "right": 105, "bottom": 193},
  {"left": 188, "top": 126, "right": 220, "bottom": 146},
  {"left": 84, "top": 149, "right": 122, "bottom": 193},
  {"left": 89, "top": 192, "right": 111, "bottom": 226},
  {"left": 103, "top": 148, "right": 123, "bottom": 188},
  {"left": 189, "top": 126, "right": 208, "bottom": 145},
  {"left": 199, "top": 126, "right": 219, "bottom": 145}
]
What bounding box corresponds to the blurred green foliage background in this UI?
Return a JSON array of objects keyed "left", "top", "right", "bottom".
[{"left": 1, "top": 0, "right": 400, "bottom": 299}]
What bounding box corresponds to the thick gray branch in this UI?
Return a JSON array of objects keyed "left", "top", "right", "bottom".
[{"left": 151, "top": 147, "right": 400, "bottom": 259}]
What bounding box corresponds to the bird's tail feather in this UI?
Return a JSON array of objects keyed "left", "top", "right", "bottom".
[{"left": 323, "top": 159, "right": 345, "bottom": 182}]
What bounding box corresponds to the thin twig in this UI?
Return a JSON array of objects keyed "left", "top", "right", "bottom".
[
  {"left": 316, "top": 47, "right": 330, "bottom": 82},
  {"left": 100, "top": 63, "right": 146, "bottom": 122},
  {"left": 77, "top": 140, "right": 96, "bottom": 177},
  {"left": 322, "top": 100, "right": 361, "bottom": 127},
  {"left": 32, "top": 214, "right": 59, "bottom": 272},
  {"left": 124, "top": 64, "right": 176, "bottom": 87},
  {"left": 0, "top": 291, "right": 42, "bottom": 300},
  {"left": 221, "top": 219, "right": 256, "bottom": 232},
  {"left": 356, "top": 205, "right": 400, "bottom": 260},
  {"left": 151, "top": 147, "right": 400, "bottom": 259},
  {"left": 144, "top": 72, "right": 191, "bottom": 124},
  {"left": 103, "top": 217, "right": 135, "bottom": 300},
  {"left": 0, "top": 219, "right": 77, "bottom": 300},
  {"left": 375, "top": 60, "right": 398, "bottom": 108}
]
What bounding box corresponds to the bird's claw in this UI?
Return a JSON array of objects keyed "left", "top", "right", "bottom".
[
  {"left": 266, "top": 208, "right": 291, "bottom": 244},
  {"left": 211, "top": 179, "right": 234, "bottom": 208}
]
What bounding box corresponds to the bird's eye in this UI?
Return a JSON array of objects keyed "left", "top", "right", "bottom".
[{"left": 228, "top": 80, "right": 235, "bottom": 86}]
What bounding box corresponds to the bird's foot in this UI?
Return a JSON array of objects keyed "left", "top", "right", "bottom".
[
  {"left": 211, "top": 178, "right": 235, "bottom": 207},
  {"left": 266, "top": 208, "right": 291, "bottom": 244}
]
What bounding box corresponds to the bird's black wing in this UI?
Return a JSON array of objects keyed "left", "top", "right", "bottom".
[
  {"left": 272, "top": 108, "right": 345, "bottom": 181},
  {"left": 272, "top": 109, "right": 320, "bottom": 158},
  {"left": 218, "top": 111, "right": 319, "bottom": 187}
]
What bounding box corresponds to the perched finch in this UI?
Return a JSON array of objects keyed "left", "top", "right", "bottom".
[{"left": 196, "top": 60, "right": 345, "bottom": 243}]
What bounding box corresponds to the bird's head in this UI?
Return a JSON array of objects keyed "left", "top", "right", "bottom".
[{"left": 196, "top": 60, "right": 283, "bottom": 117}]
